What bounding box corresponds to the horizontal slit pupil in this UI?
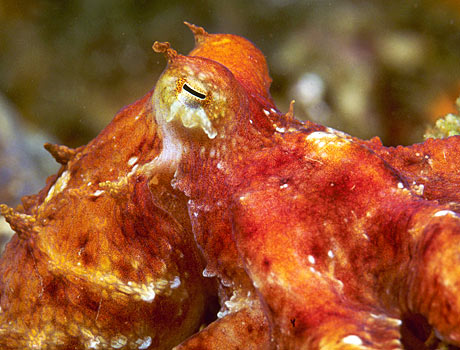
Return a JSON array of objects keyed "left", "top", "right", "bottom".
[{"left": 183, "top": 83, "right": 206, "bottom": 99}]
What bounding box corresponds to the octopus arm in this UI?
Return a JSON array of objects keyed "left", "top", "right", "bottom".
[
  {"left": 231, "top": 185, "right": 404, "bottom": 350},
  {"left": 174, "top": 306, "right": 271, "bottom": 350},
  {"left": 363, "top": 136, "right": 460, "bottom": 205},
  {"left": 229, "top": 135, "right": 460, "bottom": 348},
  {"left": 405, "top": 208, "right": 460, "bottom": 345}
]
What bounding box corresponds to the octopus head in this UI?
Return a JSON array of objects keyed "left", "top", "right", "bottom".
[{"left": 153, "top": 42, "right": 247, "bottom": 141}]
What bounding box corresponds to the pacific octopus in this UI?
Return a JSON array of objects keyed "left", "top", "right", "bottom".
[{"left": 1, "top": 23, "right": 460, "bottom": 350}]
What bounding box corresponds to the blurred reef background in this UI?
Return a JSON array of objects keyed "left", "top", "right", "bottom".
[{"left": 1, "top": 0, "right": 460, "bottom": 247}]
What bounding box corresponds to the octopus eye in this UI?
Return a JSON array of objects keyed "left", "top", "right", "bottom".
[
  {"left": 160, "top": 78, "right": 217, "bottom": 139},
  {"left": 182, "top": 83, "right": 206, "bottom": 100}
]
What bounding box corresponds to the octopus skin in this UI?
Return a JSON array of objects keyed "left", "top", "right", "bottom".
[
  {"left": 1, "top": 23, "right": 460, "bottom": 350},
  {"left": 0, "top": 91, "right": 210, "bottom": 349}
]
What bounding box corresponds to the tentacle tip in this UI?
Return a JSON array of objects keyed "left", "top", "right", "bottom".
[
  {"left": 0, "top": 204, "right": 36, "bottom": 240},
  {"left": 184, "top": 21, "right": 208, "bottom": 44},
  {"left": 286, "top": 100, "right": 295, "bottom": 120},
  {"left": 153, "top": 41, "right": 178, "bottom": 63},
  {"left": 0, "top": 203, "right": 9, "bottom": 217},
  {"left": 44, "top": 142, "right": 76, "bottom": 165}
]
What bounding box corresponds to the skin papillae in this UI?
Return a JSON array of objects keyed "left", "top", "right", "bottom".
[{"left": 1, "top": 23, "right": 460, "bottom": 350}]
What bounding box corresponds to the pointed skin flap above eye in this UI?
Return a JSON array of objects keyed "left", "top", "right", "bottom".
[{"left": 185, "top": 23, "right": 272, "bottom": 101}]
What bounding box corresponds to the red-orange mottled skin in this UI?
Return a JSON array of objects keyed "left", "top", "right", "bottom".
[
  {"left": 1, "top": 23, "right": 460, "bottom": 350},
  {"left": 0, "top": 89, "right": 210, "bottom": 349}
]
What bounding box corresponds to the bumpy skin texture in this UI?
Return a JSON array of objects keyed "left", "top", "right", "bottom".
[
  {"left": 0, "top": 92, "right": 209, "bottom": 348},
  {"left": 2, "top": 23, "right": 460, "bottom": 349}
]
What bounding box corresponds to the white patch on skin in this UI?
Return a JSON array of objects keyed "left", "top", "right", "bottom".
[
  {"left": 202, "top": 268, "right": 217, "bottom": 278},
  {"left": 412, "top": 181, "right": 425, "bottom": 196},
  {"left": 129, "top": 164, "right": 139, "bottom": 177},
  {"left": 92, "top": 190, "right": 104, "bottom": 197},
  {"left": 169, "top": 99, "right": 217, "bottom": 139},
  {"left": 139, "top": 285, "right": 156, "bottom": 302},
  {"left": 308, "top": 266, "right": 323, "bottom": 277},
  {"left": 370, "top": 313, "right": 402, "bottom": 326},
  {"left": 47, "top": 247, "right": 183, "bottom": 303},
  {"left": 336, "top": 279, "right": 344, "bottom": 290},
  {"left": 397, "top": 182, "right": 404, "bottom": 189},
  {"left": 280, "top": 183, "right": 288, "bottom": 189},
  {"left": 43, "top": 170, "right": 71, "bottom": 204},
  {"left": 136, "top": 337, "right": 152, "bottom": 350},
  {"left": 342, "top": 335, "right": 363, "bottom": 346},
  {"left": 82, "top": 330, "right": 106, "bottom": 350},
  {"left": 263, "top": 109, "right": 270, "bottom": 116},
  {"left": 110, "top": 335, "right": 127, "bottom": 348},
  {"left": 170, "top": 276, "right": 181, "bottom": 289},
  {"left": 216, "top": 309, "right": 229, "bottom": 319},
  {"left": 87, "top": 338, "right": 101, "bottom": 349},
  {"left": 328, "top": 250, "right": 334, "bottom": 258},
  {"left": 306, "top": 131, "right": 336, "bottom": 141},
  {"left": 307, "top": 255, "right": 316, "bottom": 264},
  {"left": 305, "top": 131, "right": 350, "bottom": 150},
  {"left": 217, "top": 289, "right": 253, "bottom": 319},
  {"left": 325, "top": 127, "right": 351, "bottom": 139},
  {"left": 183, "top": 66, "right": 194, "bottom": 76},
  {"left": 144, "top": 126, "right": 184, "bottom": 176},
  {"left": 128, "top": 156, "right": 138, "bottom": 166},
  {"left": 433, "top": 210, "right": 459, "bottom": 218},
  {"left": 275, "top": 126, "right": 286, "bottom": 133}
]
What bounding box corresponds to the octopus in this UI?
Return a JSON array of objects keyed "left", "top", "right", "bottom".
[{"left": 1, "top": 23, "right": 460, "bottom": 350}]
